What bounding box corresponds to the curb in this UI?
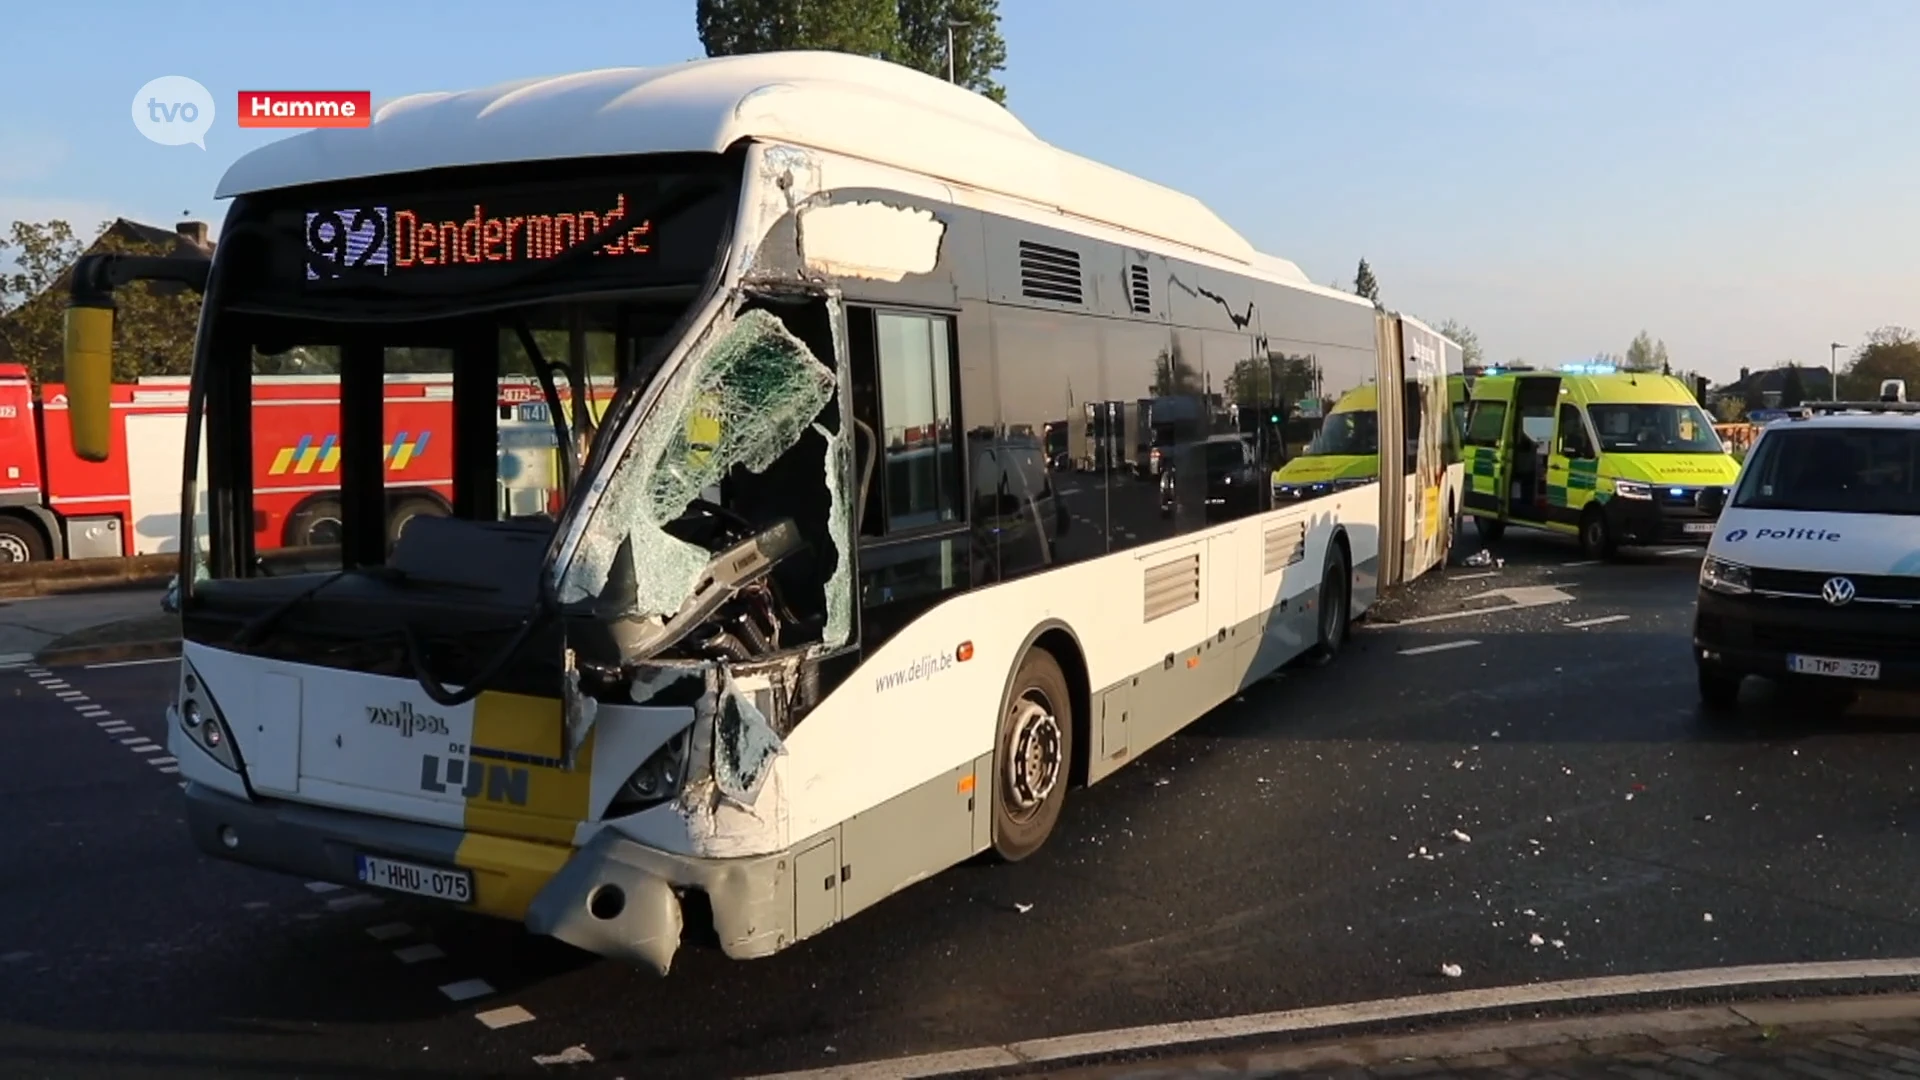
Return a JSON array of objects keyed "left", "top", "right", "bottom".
[
  {"left": 34, "top": 637, "right": 181, "bottom": 669},
  {"left": 1031, "top": 992, "right": 1920, "bottom": 1079}
]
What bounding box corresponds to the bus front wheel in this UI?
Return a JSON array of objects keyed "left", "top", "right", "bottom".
[{"left": 990, "top": 648, "right": 1074, "bottom": 863}]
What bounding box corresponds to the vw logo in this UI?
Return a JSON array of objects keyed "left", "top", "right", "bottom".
[{"left": 1821, "top": 576, "right": 1857, "bottom": 606}]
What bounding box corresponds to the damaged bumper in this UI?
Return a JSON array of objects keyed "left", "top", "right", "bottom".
[{"left": 184, "top": 782, "right": 798, "bottom": 976}]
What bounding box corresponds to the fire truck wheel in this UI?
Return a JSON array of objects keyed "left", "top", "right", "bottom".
[
  {"left": 388, "top": 496, "right": 447, "bottom": 543},
  {"left": 285, "top": 497, "right": 344, "bottom": 548},
  {"left": 0, "top": 517, "right": 46, "bottom": 563}
]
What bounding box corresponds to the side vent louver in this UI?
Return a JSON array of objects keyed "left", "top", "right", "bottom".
[
  {"left": 1128, "top": 263, "right": 1152, "bottom": 315},
  {"left": 1143, "top": 553, "right": 1202, "bottom": 623},
  {"left": 1019, "top": 240, "right": 1084, "bottom": 305},
  {"left": 1263, "top": 523, "right": 1307, "bottom": 575}
]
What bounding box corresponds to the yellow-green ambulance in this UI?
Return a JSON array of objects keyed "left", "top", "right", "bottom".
[{"left": 1461, "top": 364, "right": 1741, "bottom": 558}]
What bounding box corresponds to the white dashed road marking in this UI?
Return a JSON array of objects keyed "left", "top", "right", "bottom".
[
  {"left": 21, "top": 668, "right": 179, "bottom": 770},
  {"left": 327, "top": 893, "right": 382, "bottom": 913},
  {"left": 534, "top": 1046, "right": 596, "bottom": 1066},
  {"left": 84, "top": 656, "right": 179, "bottom": 670},
  {"left": 365, "top": 922, "right": 414, "bottom": 942},
  {"left": 438, "top": 978, "right": 496, "bottom": 1002},
  {"left": 1399, "top": 639, "right": 1481, "bottom": 657},
  {"left": 395, "top": 943, "right": 446, "bottom": 964},
  {"left": 304, "top": 881, "right": 343, "bottom": 894},
  {"left": 1561, "top": 559, "right": 1602, "bottom": 568},
  {"left": 476, "top": 1005, "right": 535, "bottom": 1029},
  {"left": 1450, "top": 570, "right": 1498, "bottom": 581},
  {"left": 1565, "top": 614, "right": 1631, "bottom": 628}
]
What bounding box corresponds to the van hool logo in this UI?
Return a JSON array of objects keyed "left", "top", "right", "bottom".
[{"left": 366, "top": 702, "right": 450, "bottom": 738}]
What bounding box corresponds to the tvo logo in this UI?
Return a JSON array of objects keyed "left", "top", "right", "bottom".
[
  {"left": 419, "top": 747, "right": 530, "bottom": 806},
  {"left": 131, "top": 76, "right": 215, "bottom": 149}
]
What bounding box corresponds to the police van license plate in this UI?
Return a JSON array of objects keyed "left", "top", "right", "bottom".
[
  {"left": 355, "top": 853, "right": 473, "bottom": 903},
  {"left": 1787, "top": 654, "right": 1881, "bottom": 681},
  {"left": 1683, "top": 522, "right": 1715, "bottom": 535}
]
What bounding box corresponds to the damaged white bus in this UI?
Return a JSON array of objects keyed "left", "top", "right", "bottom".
[{"left": 62, "top": 52, "right": 1459, "bottom": 974}]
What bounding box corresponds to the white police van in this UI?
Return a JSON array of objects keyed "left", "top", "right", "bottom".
[{"left": 1693, "top": 380, "right": 1919, "bottom": 709}]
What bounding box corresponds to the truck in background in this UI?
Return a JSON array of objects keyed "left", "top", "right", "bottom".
[{"left": 0, "top": 362, "right": 597, "bottom": 563}]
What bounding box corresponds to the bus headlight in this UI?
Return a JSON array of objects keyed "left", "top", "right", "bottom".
[
  {"left": 1700, "top": 557, "right": 1752, "bottom": 596},
  {"left": 609, "top": 729, "right": 692, "bottom": 816},
  {"left": 177, "top": 659, "right": 241, "bottom": 773},
  {"left": 1615, "top": 480, "right": 1653, "bottom": 500}
]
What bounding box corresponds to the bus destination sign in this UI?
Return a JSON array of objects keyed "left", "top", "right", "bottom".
[{"left": 304, "top": 192, "right": 653, "bottom": 283}]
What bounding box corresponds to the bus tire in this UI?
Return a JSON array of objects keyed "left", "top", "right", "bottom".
[
  {"left": 0, "top": 515, "right": 48, "bottom": 563},
  {"left": 1473, "top": 515, "right": 1504, "bottom": 543},
  {"left": 990, "top": 648, "right": 1074, "bottom": 863},
  {"left": 285, "top": 496, "right": 344, "bottom": 548},
  {"left": 1578, "top": 505, "right": 1616, "bottom": 560},
  {"left": 1303, "top": 542, "right": 1351, "bottom": 666}
]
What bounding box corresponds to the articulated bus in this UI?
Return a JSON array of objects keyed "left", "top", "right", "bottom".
[{"left": 63, "top": 52, "right": 1458, "bottom": 974}]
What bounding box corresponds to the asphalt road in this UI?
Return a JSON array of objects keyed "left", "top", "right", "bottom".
[{"left": 2, "top": 528, "right": 1917, "bottom": 1080}]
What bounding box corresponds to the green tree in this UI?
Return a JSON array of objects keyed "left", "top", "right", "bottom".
[
  {"left": 1778, "top": 363, "right": 1807, "bottom": 408},
  {"left": 895, "top": 0, "right": 1007, "bottom": 103},
  {"left": 0, "top": 219, "right": 201, "bottom": 384},
  {"left": 1352, "top": 258, "right": 1380, "bottom": 308},
  {"left": 696, "top": 0, "right": 900, "bottom": 60},
  {"left": 1432, "top": 319, "right": 1483, "bottom": 367},
  {"left": 696, "top": 0, "right": 1008, "bottom": 103},
  {"left": 1840, "top": 325, "right": 1920, "bottom": 399},
  {"left": 1622, "top": 330, "right": 1670, "bottom": 373}
]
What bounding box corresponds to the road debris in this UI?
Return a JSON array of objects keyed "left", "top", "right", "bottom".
[
  {"left": 533, "top": 1045, "right": 595, "bottom": 1066},
  {"left": 1528, "top": 933, "right": 1545, "bottom": 946},
  {"left": 1013, "top": 902, "right": 1033, "bottom": 914},
  {"left": 1440, "top": 963, "right": 1463, "bottom": 977},
  {"left": 1449, "top": 828, "right": 1472, "bottom": 843}
]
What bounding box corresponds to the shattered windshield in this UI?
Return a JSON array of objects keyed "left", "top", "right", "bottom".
[{"left": 557, "top": 303, "right": 851, "bottom": 646}]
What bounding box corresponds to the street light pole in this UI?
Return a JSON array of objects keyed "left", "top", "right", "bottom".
[
  {"left": 1830, "top": 342, "right": 1844, "bottom": 401},
  {"left": 946, "top": 20, "right": 969, "bottom": 83}
]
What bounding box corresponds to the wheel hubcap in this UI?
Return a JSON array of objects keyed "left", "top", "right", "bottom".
[
  {"left": 0, "top": 536, "right": 27, "bottom": 562},
  {"left": 1004, "top": 696, "right": 1063, "bottom": 817}
]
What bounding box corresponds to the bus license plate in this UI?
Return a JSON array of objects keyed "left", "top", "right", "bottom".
[
  {"left": 1683, "top": 522, "right": 1715, "bottom": 535},
  {"left": 355, "top": 853, "right": 473, "bottom": 903},
  {"left": 1786, "top": 654, "right": 1881, "bottom": 681}
]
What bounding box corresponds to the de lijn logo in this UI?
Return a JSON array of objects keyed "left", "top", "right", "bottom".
[
  {"left": 1721, "top": 527, "right": 1840, "bottom": 543},
  {"left": 132, "top": 75, "right": 215, "bottom": 149},
  {"left": 366, "top": 701, "right": 450, "bottom": 739}
]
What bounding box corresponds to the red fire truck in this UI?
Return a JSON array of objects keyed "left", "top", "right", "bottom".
[{"left": 0, "top": 361, "right": 586, "bottom": 564}]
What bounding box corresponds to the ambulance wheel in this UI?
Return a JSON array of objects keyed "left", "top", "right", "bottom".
[
  {"left": 990, "top": 648, "right": 1073, "bottom": 863},
  {"left": 0, "top": 515, "right": 47, "bottom": 563},
  {"left": 1473, "top": 515, "right": 1505, "bottom": 543},
  {"left": 1578, "top": 506, "right": 1617, "bottom": 560},
  {"left": 1304, "top": 543, "right": 1351, "bottom": 667},
  {"left": 285, "top": 497, "right": 344, "bottom": 548}
]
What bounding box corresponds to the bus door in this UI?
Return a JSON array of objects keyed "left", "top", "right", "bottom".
[{"left": 1506, "top": 376, "right": 1561, "bottom": 520}]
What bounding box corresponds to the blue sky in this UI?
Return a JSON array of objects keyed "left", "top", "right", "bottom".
[{"left": 2, "top": 0, "right": 1915, "bottom": 382}]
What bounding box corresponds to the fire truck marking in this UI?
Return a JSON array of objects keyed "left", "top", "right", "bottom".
[{"left": 267, "top": 431, "right": 431, "bottom": 476}]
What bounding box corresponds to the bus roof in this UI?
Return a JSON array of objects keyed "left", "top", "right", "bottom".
[{"left": 215, "top": 52, "right": 1301, "bottom": 279}]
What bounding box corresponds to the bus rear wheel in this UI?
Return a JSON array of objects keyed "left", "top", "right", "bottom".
[
  {"left": 990, "top": 648, "right": 1073, "bottom": 863},
  {"left": 1303, "top": 543, "right": 1351, "bottom": 667}
]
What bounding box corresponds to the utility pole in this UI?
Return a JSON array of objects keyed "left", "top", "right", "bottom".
[
  {"left": 946, "top": 20, "right": 970, "bottom": 83},
  {"left": 1830, "top": 341, "right": 1844, "bottom": 401}
]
